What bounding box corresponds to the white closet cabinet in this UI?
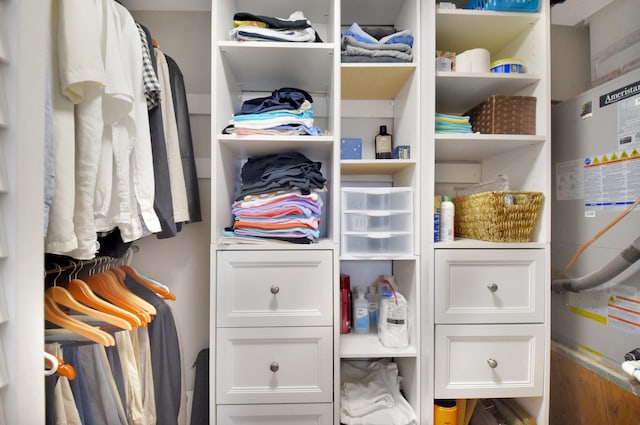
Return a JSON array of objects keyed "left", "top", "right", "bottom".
[
  {"left": 425, "top": 1, "right": 551, "bottom": 424},
  {"left": 210, "top": 0, "right": 339, "bottom": 422}
]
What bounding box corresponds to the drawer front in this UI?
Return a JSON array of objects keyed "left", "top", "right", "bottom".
[
  {"left": 216, "top": 327, "right": 333, "bottom": 404},
  {"left": 217, "top": 403, "right": 333, "bottom": 425},
  {"left": 435, "top": 249, "right": 545, "bottom": 323},
  {"left": 435, "top": 324, "right": 545, "bottom": 398},
  {"left": 217, "top": 250, "right": 333, "bottom": 327}
]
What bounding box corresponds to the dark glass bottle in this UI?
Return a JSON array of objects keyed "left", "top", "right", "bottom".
[{"left": 375, "top": 125, "right": 393, "bottom": 159}]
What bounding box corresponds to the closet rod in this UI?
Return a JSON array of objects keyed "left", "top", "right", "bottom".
[{"left": 44, "top": 246, "right": 139, "bottom": 276}]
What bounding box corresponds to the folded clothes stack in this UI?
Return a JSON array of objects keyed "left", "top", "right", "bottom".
[
  {"left": 223, "top": 87, "right": 323, "bottom": 136},
  {"left": 435, "top": 112, "right": 473, "bottom": 134},
  {"left": 230, "top": 11, "right": 321, "bottom": 42},
  {"left": 341, "top": 22, "right": 414, "bottom": 63},
  {"left": 226, "top": 152, "right": 327, "bottom": 244}
]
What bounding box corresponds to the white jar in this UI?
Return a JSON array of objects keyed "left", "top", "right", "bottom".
[{"left": 440, "top": 195, "right": 455, "bottom": 242}]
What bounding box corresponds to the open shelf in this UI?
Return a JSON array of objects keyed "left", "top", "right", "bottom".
[
  {"left": 340, "top": 159, "right": 416, "bottom": 175},
  {"left": 341, "top": 63, "right": 416, "bottom": 100},
  {"left": 340, "top": 332, "right": 417, "bottom": 358},
  {"left": 218, "top": 42, "right": 335, "bottom": 93},
  {"left": 218, "top": 134, "right": 334, "bottom": 158},
  {"left": 435, "top": 134, "right": 545, "bottom": 161},
  {"left": 436, "top": 72, "right": 541, "bottom": 112},
  {"left": 436, "top": 9, "right": 540, "bottom": 54}
]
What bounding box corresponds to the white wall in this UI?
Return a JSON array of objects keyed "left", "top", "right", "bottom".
[{"left": 550, "top": 24, "right": 590, "bottom": 102}]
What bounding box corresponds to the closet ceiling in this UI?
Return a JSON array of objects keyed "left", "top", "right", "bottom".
[{"left": 551, "top": 0, "right": 615, "bottom": 26}]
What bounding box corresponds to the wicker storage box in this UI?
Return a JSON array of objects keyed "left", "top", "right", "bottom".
[
  {"left": 465, "top": 95, "right": 536, "bottom": 135},
  {"left": 453, "top": 191, "right": 544, "bottom": 242}
]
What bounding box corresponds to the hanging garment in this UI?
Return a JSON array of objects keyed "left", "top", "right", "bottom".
[
  {"left": 189, "top": 349, "right": 209, "bottom": 425},
  {"left": 164, "top": 54, "right": 202, "bottom": 223},
  {"left": 155, "top": 48, "right": 190, "bottom": 224},
  {"left": 124, "top": 273, "right": 182, "bottom": 425},
  {"left": 138, "top": 23, "right": 177, "bottom": 239}
]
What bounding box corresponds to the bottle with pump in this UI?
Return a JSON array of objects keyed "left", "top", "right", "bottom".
[
  {"left": 375, "top": 125, "right": 393, "bottom": 159},
  {"left": 440, "top": 195, "right": 455, "bottom": 242},
  {"left": 353, "top": 288, "right": 369, "bottom": 334}
]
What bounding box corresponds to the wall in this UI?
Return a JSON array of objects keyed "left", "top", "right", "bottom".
[{"left": 550, "top": 24, "right": 590, "bottom": 101}]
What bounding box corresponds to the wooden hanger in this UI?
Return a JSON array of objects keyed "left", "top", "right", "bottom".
[
  {"left": 67, "top": 279, "right": 142, "bottom": 328},
  {"left": 85, "top": 272, "right": 152, "bottom": 326},
  {"left": 46, "top": 286, "right": 133, "bottom": 331},
  {"left": 120, "top": 265, "right": 176, "bottom": 301},
  {"left": 44, "top": 295, "right": 115, "bottom": 346},
  {"left": 103, "top": 269, "right": 157, "bottom": 316}
]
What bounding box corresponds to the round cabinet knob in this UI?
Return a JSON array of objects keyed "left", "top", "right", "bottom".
[
  {"left": 270, "top": 362, "right": 280, "bottom": 372},
  {"left": 487, "top": 358, "right": 498, "bottom": 369},
  {"left": 487, "top": 282, "right": 498, "bottom": 293},
  {"left": 270, "top": 285, "right": 280, "bottom": 294}
]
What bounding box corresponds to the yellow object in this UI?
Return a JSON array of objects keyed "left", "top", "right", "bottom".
[{"left": 434, "top": 399, "right": 458, "bottom": 425}]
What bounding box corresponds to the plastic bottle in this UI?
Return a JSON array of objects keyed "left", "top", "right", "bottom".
[
  {"left": 377, "top": 280, "right": 409, "bottom": 348},
  {"left": 375, "top": 125, "right": 393, "bottom": 159},
  {"left": 353, "top": 288, "right": 369, "bottom": 334},
  {"left": 434, "top": 195, "right": 441, "bottom": 242},
  {"left": 366, "top": 285, "right": 379, "bottom": 329},
  {"left": 440, "top": 195, "right": 455, "bottom": 242}
]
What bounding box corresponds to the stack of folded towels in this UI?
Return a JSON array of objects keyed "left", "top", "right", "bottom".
[
  {"left": 230, "top": 11, "right": 321, "bottom": 43},
  {"left": 435, "top": 113, "right": 473, "bottom": 134},
  {"left": 228, "top": 152, "right": 326, "bottom": 244},
  {"left": 341, "top": 22, "right": 414, "bottom": 63},
  {"left": 223, "top": 87, "right": 323, "bottom": 136}
]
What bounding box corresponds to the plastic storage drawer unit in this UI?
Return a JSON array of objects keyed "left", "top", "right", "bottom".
[{"left": 341, "top": 187, "right": 414, "bottom": 258}]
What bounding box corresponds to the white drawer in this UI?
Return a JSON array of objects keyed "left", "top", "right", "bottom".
[
  {"left": 216, "top": 327, "right": 333, "bottom": 404},
  {"left": 217, "top": 403, "right": 333, "bottom": 424},
  {"left": 217, "top": 250, "right": 333, "bottom": 327},
  {"left": 435, "top": 324, "right": 545, "bottom": 398},
  {"left": 435, "top": 249, "right": 545, "bottom": 324}
]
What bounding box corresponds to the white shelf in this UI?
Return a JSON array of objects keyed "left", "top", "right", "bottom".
[
  {"left": 217, "top": 134, "right": 334, "bottom": 158},
  {"left": 339, "top": 332, "right": 417, "bottom": 358},
  {"left": 434, "top": 239, "right": 548, "bottom": 250},
  {"left": 218, "top": 42, "right": 335, "bottom": 93},
  {"left": 435, "top": 134, "right": 545, "bottom": 161},
  {"left": 436, "top": 9, "right": 540, "bottom": 54},
  {"left": 436, "top": 72, "right": 541, "bottom": 113}
]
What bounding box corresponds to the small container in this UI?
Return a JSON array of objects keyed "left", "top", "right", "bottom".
[
  {"left": 375, "top": 125, "right": 393, "bottom": 159},
  {"left": 440, "top": 195, "right": 455, "bottom": 242},
  {"left": 491, "top": 58, "right": 524, "bottom": 74},
  {"left": 434, "top": 399, "right": 458, "bottom": 425},
  {"left": 366, "top": 285, "right": 379, "bottom": 329},
  {"left": 353, "top": 288, "right": 369, "bottom": 334}
]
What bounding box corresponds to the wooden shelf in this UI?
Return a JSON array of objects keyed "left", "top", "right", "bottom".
[
  {"left": 340, "top": 159, "right": 416, "bottom": 175},
  {"left": 341, "top": 63, "right": 416, "bottom": 100}
]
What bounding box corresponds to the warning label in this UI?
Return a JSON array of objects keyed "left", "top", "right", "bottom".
[{"left": 584, "top": 149, "right": 640, "bottom": 211}]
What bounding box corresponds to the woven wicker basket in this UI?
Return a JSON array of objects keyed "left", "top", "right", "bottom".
[
  {"left": 465, "top": 95, "right": 536, "bottom": 135},
  {"left": 453, "top": 191, "right": 544, "bottom": 242}
]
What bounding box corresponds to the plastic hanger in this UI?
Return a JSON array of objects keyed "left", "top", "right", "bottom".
[
  {"left": 44, "top": 351, "right": 76, "bottom": 380},
  {"left": 44, "top": 295, "right": 115, "bottom": 346},
  {"left": 45, "top": 286, "right": 133, "bottom": 331},
  {"left": 67, "top": 279, "right": 142, "bottom": 328}
]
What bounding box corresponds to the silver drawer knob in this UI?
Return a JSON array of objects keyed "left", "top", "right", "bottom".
[
  {"left": 487, "top": 358, "right": 498, "bottom": 368},
  {"left": 487, "top": 282, "right": 498, "bottom": 292},
  {"left": 270, "top": 362, "right": 280, "bottom": 372},
  {"left": 270, "top": 285, "right": 280, "bottom": 294}
]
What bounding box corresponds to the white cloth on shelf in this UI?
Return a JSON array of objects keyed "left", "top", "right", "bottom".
[{"left": 340, "top": 359, "right": 417, "bottom": 425}]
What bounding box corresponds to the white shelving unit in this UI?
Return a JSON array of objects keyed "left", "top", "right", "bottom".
[{"left": 426, "top": 1, "right": 551, "bottom": 424}]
